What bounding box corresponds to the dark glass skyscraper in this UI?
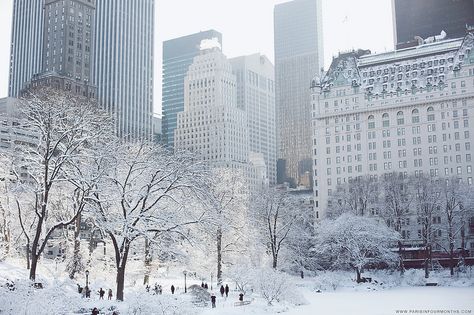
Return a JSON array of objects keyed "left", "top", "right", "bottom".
[
  {"left": 8, "top": 0, "right": 44, "bottom": 97},
  {"left": 274, "top": 0, "right": 323, "bottom": 188},
  {"left": 393, "top": 0, "right": 474, "bottom": 47},
  {"left": 162, "top": 30, "right": 222, "bottom": 147}
]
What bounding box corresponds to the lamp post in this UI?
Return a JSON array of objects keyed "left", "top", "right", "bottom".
[
  {"left": 85, "top": 270, "right": 89, "bottom": 288},
  {"left": 183, "top": 270, "right": 187, "bottom": 293}
]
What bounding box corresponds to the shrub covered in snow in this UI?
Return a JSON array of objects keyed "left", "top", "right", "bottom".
[{"left": 254, "top": 268, "right": 306, "bottom": 306}]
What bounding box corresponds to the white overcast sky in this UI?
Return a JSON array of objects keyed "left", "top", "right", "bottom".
[{"left": 0, "top": 0, "right": 394, "bottom": 115}]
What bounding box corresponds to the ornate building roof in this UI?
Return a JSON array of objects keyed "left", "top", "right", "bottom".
[{"left": 313, "top": 31, "right": 474, "bottom": 96}]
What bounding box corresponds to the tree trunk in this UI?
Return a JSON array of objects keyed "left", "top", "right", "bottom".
[
  {"left": 216, "top": 227, "right": 222, "bottom": 285},
  {"left": 116, "top": 265, "right": 126, "bottom": 301},
  {"left": 424, "top": 245, "right": 430, "bottom": 279},
  {"left": 398, "top": 241, "right": 405, "bottom": 275},
  {"left": 449, "top": 242, "right": 455, "bottom": 276},
  {"left": 355, "top": 267, "right": 362, "bottom": 283},
  {"left": 29, "top": 252, "right": 39, "bottom": 281},
  {"left": 69, "top": 213, "right": 82, "bottom": 279},
  {"left": 26, "top": 241, "right": 30, "bottom": 270},
  {"left": 143, "top": 238, "right": 151, "bottom": 285},
  {"left": 272, "top": 252, "right": 278, "bottom": 269},
  {"left": 115, "top": 244, "right": 130, "bottom": 301}
]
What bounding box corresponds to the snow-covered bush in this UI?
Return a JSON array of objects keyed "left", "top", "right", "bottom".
[
  {"left": 254, "top": 268, "right": 305, "bottom": 306},
  {"left": 315, "top": 213, "right": 400, "bottom": 282},
  {"left": 313, "top": 271, "right": 351, "bottom": 291},
  {"left": 0, "top": 279, "right": 83, "bottom": 314},
  {"left": 126, "top": 292, "right": 193, "bottom": 315},
  {"left": 228, "top": 263, "right": 255, "bottom": 294}
]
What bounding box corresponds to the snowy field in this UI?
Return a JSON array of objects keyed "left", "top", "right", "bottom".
[{"left": 1, "top": 259, "right": 473, "bottom": 315}]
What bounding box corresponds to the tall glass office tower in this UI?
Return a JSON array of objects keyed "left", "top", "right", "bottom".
[
  {"left": 162, "top": 30, "right": 222, "bottom": 147},
  {"left": 9, "top": 0, "right": 155, "bottom": 140},
  {"left": 94, "top": 0, "right": 155, "bottom": 140},
  {"left": 8, "top": 0, "right": 44, "bottom": 97},
  {"left": 274, "top": 0, "right": 323, "bottom": 188}
]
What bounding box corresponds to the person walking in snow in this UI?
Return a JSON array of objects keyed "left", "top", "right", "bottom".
[
  {"left": 99, "top": 288, "right": 105, "bottom": 299},
  {"left": 219, "top": 285, "right": 225, "bottom": 297},
  {"left": 171, "top": 284, "right": 175, "bottom": 294},
  {"left": 225, "top": 284, "right": 229, "bottom": 298},
  {"left": 108, "top": 288, "right": 113, "bottom": 300},
  {"left": 91, "top": 307, "right": 99, "bottom": 315},
  {"left": 204, "top": 283, "right": 208, "bottom": 289},
  {"left": 211, "top": 293, "right": 216, "bottom": 308}
]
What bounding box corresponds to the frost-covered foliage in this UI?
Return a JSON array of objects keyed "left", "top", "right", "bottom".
[
  {"left": 228, "top": 263, "right": 255, "bottom": 294},
  {"left": 0, "top": 279, "right": 83, "bottom": 314},
  {"left": 255, "top": 268, "right": 305, "bottom": 306},
  {"left": 206, "top": 168, "right": 249, "bottom": 284},
  {"left": 90, "top": 142, "right": 211, "bottom": 300},
  {"left": 126, "top": 292, "right": 193, "bottom": 315},
  {"left": 7, "top": 87, "right": 113, "bottom": 281},
  {"left": 315, "top": 213, "right": 400, "bottom": 282}
]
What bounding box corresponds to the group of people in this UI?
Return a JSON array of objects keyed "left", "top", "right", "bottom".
[
  {"left": 145, "top": 283, "right": 178, "bottom": 295},
  {"left": 77, "top": 284, "right": 112, "bottom": 300},
  {"left": 209, "top": 284, "right": 237, "bottom": 308},
  {"left": 146, "top": 283, "right": 164, "bottom": 295}
]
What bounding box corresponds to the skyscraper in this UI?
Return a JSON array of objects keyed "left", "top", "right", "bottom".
[
  {"left": 8, "top": 0, "right": 154, "bottom": 140},
  {"left": 94, "top": 0, "right": 155, "bottom": 139},
  {"left": 8, "top": 0, "right": 44, "bottom": 97},
  {"left": 162, "top": 30, "right": 222, "bottom": 147},
  {"left": 230, "top": 54, "right": 277, "bottom": 185},
  {"left": 392, "top": 0, "right": 474, "bottom": 48},
  {"left": 174, "top": 45, "right": 249, "bottom": 172},
  {"left": 274, "top": 0, "right": 323, "bottom": 187},
  {"left": 33, "top": 0, "right": 97, "bottom": 98}
]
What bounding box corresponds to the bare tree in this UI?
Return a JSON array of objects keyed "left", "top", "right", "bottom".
[
  {"left": 327, "top": 175, "right": 379, "bottom": 218},
  {"left": 412, "top": 174, "right": 442, "bottom": 278},
  {"left": 380, "top": 173, "right": 413, "bottom": 274},
  {"left": 207, "top": 168, "right": 248, "bottom": 285},
  {"left": 11, "top": 87, "right": 111, "bottom": 281},
  {"left": 90, "top": 143, "right": 210, "bottom": 301},
  {"left": 250, "top": 187, "right": 311, "bottom": 269},
  {"left": 439, "top": 177, "right": 472, "bottom": 276}
]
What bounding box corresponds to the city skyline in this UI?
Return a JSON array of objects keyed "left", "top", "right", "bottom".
[{"left": 0, "top": 0, "right": 394, "bottom": 115}]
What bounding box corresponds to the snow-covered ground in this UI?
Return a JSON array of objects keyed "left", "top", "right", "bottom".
[{"left": 1, "top": 259, "right": 473, "bottom": 315}]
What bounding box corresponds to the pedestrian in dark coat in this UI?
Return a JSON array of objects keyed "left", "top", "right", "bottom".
[
  {"left": 108, "top": 288, "right": 113, "bottom": 300},
  {"left": 204, "top": 283, "right": 208, "bottom": 289},
  {"left": 210, "top": 294, "right": 216, "bottom": 308},
  {"left": 91, "top": 307, "right": 99, "bottom": 315},
  {"left": 225, "top": 284, "right": 229, "bottom": 297},
  {"left": 171, "top": 284, "right": 175, "bottom": 294},
  {"left": 99, "top": 288, "right": 105, "bottom": 299},
  {"left": 219, "top": 285, "right": 225, "bottom": 297},
  {"left": 201, "top": 282, "right": 205, "bottom": 288},
  {"left": 239, "top": 293, "right": 244, "bottom": 301}
]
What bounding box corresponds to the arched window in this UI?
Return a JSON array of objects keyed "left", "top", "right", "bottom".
[
  {"left": 427, "top": 106, "right": 435, "bottom": 121},
  {"left": 412, "top": 108, "right": 420, "bottom": 123},
  {"left": 382, "top": 113, "right": 390, "bottom": 127},
  {"left": 368, "top": 115, "right": 375, "bottom": 129},
  {"left": 397, "top": 111, "right": 404, "bottom": 125}
]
